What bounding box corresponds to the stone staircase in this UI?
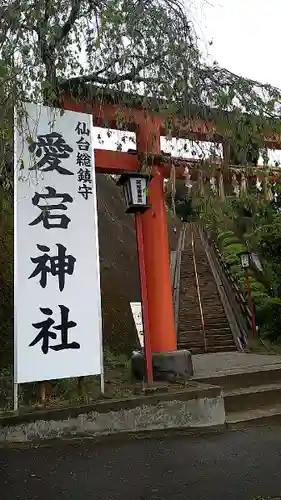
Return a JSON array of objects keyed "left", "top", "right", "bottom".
[
  {"left": 178, "top": 224, "right": 237, "bottom": 354},
  {"left": 194, "top": 362, "right": 281, "bottom": 426}
]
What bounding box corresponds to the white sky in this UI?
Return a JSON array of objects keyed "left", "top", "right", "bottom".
[
  {"left": 94, "top": 0, "right": 281, "bottom": 165},
  {"left": 190, "top": 0, "right": 281, "bottom": 89}
]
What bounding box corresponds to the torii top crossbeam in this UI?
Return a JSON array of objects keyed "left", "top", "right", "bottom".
[{"left": 61, "top": 83, "right": 281, "bottom": 178}]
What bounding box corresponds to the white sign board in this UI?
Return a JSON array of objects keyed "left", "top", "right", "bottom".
[
  {"left": 14, "top": 103, "right": 102, "bottom": 383},
  {"left": 131, "top": 177, "right": 146, "bottom": 205},
  {"left": 130, "top": 302, "right": 144, "bottom": 348}
]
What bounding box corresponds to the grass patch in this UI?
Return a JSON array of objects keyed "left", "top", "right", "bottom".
[{"left": 0, "top": 349, "right": 194, "bottom": 415}]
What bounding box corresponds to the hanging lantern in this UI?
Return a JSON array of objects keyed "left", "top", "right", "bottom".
[
  {"left": 256, "top": 176, "right": 262, "bottom": 192},
  {"left": 232, "top": 173, "right": 240, "bottom": 197},
  {"left": 263, "top": 172, "right": 273, "bottom": 201},
  {"left": 240, "top": 173, "right": 247, "bottom": 194},
  {"left": 267, "top": 185, "right": 273, "bottom": 201},
  {"left": 218, "top": 171, "right": 225, "bottom": 200},
  {"left": 210, "top": 176, "right": 217, "bottom": 195},
  {"left": 117, "top": 173, "right": 151, "bottom": 213},
  {"left": 184, "top": 166, "right": 192, "bottom": 189},
  {"left": 239, "top": 251, "right": 250, "bottom": 269}
]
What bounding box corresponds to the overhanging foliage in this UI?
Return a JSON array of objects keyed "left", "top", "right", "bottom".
[{"left": 0, "top": 0, "right": 281, "bottom": 198}]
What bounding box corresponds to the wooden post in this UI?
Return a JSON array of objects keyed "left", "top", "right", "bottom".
[
  {"left": 39, "top": 382, "right": 46, "bottom": 404},
  {"left": 135, "top": 213, "right": 153, "bottom": 386},
  {"left": 77, "top": 376, "right": 88, "bottom": 402},
  {"left": 136, "top": 119, "right": 177, "bottom": 354}
]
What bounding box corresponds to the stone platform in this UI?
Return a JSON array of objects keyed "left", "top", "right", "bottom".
[
  {"left": 192, "top": 352, "right": 281, "bottom": 427},
  {"left": 193, "top": 352, "right": 281, "bottom": 378}
]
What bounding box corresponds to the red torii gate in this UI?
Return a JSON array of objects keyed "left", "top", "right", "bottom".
[{"left": 62, "top": 87, "right": 281, "bottom": 376}]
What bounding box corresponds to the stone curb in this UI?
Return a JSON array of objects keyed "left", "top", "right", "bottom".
[
  {"left": 0, "top": 424, "right": 226, "bottom": 449},
  {"left": 0, "top": 384, "right": 221, "bottom": 427}
]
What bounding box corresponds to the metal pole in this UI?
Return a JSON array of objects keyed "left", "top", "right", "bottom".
[
  {"left": 245, "top": 268, "right": 256, "bottom": 338},
  {"left": 135, "top": 213, "right": 153, "bottom": 386}
]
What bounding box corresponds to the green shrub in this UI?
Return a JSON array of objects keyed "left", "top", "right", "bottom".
[
  {"left": 252, "top": 292, "right": 269, "bottom": 306},
  {"left": 222, "top": 243, "right": 246, "bottom": 266},
  {"left": 217, "top": 230, "right": 237, "bottom": 245},
  {"left": 250, "top": 278, "right": 266, "bottom": 295},
  {"left": 0, "top": 188, "right": 13, "bottom": 369},
  {"left": 229, "top": 264, "right": 245, "bottom": 280},
  {"left": 256, "top": 297, "right": 281, "bottom": 342},
  {"left": 221, "top": 235, "right": 240, "bottom": 248}
]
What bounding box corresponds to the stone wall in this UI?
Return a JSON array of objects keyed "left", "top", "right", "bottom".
[{"left": 0, "top": 386, "right": 225, "bottom": 442}]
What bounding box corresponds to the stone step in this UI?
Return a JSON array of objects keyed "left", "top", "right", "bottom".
[
  {"left": 205, "top": 328, "right": 232, "bottom": 335},
  {"left": 226, "top": 404, "right": 281, "bottom": 428},
  {"left": 179, "top": 321, "right": 229, "bottom": 328},
  {"left": 179, "top": 333, "right": 233, "bottom": 341},
  {"left": 194, "top": 365, "right": 281, "bottom": 390},
  {"left": 180, "top": 330, "right": 233, "bottom": 338},
  {"left": 200, "top": 300, "right": 224, "bottom": 306},
  {"left": 179, "top": 337, "right": 234, "bottom": 343},
  {"left": 204, "top": 324, "right": 231, "bottom": 331},
  {"left": 224, "top": 382, "right": 281, "bottom": 413},
  {"left": 179, "top": 327, "right": 232, "bottom": 337},
  {"left": 179, "top": 338, "right": 234, "bottom": 345},
  {"left": 205, "top": 346, "right": 237, "bottom": 353},
  {"left": 181, "top": 344, "right": 236, "bottom": 353},
  {"left": 182, "top": 328, "right": 232, "bottom": 336},
  {"left": 199, "top": 293, "right": 221, "bottom": 297},
  {"left": 177, "top": 345, "right": 206, "bottom": 354},
  {"left": 178, "top": 343, "right": 237, "bottom": 354},
  {"left": 179, "top": 323, "right": 230, "bottom": 330},
  {"left": 178, "top": 311, "right": 226, "bottom": 317},
  {"left": 178, "top": 223, "right": 236, "bottom": 356}
]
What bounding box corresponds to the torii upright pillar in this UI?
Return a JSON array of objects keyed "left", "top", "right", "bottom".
[{"left": 136, "top": 118, "right": 193, "bottom": 378}]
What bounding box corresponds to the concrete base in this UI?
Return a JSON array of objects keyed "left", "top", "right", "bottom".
[
  {"left": 152, "top": 350, "right": 194, "bottom": 381},
  {"left": 130, "top": 349, "right": 193, "bottom": 382}
]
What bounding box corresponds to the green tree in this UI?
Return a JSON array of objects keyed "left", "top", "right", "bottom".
[{"left": 0, "top": 186, "right": 13, "bottom": 368}]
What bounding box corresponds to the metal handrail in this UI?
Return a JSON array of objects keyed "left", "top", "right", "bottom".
[
  {"left": 171, "top": 225, "right": 186, "bottom": 334},
  {"left": 191, "top": 228, "right": 207, "bottom": 352}
]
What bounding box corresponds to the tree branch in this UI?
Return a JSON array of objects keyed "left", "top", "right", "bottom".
[
  {"left": 68, "top": 73, "right": 162, "bottom": 86},
  {"left": 69, "top": 52, "right": 168, "bottom": 86},
  {"left": 50, "top": 0, "right": 82, "bottom": 49},
  {"left": 44, "top": 0, "right": 51, "bottom": 23}
]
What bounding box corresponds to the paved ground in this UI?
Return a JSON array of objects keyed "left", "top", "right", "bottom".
[
  {"left": 193, "top": 352, "right": 281, "bottom": 378},
  {"left": 1, "top": 427, "right": 281, "bottom": 499}
]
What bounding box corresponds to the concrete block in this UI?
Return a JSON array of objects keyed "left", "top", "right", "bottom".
[{"left": 152, "top": 349, "right": 194, "bottom": 381}]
